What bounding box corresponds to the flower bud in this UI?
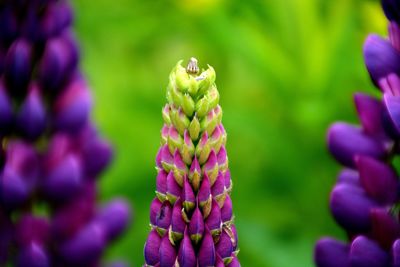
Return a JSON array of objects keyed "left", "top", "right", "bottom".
[
  {"left": 314, "top": 238, "right": 349, "bottom": 267},
  {"left": 173, "top": 150, "right": 187, "bottom": 186},
  {"left": 370, "top": 208, "right": 400, "bottom": 250},
  {"left": 349, "top": 236, "right": 389, "bottom": 267},
  {"left": 221, "top": 195, "right": 233, "bottom": 224},
  {"left": 188, "top": 206, "right": 204, "bottom": 244},
  {"left": 159, "top": 234, "right": 177, "bottom": 267},
  {"left": 189, "top": 156, "right": 201, "bottom": 192},
  {"left": 166, "top": 172, "right": 181, "bottom": 204},
  {"left": 155, "top": 202, "right": 172, "bottom": 236},
  {"left": 182, "top": 177, "right": 195, "bottom": 211},
  {"left": 171, "top": 199, "right": 185, "bottom": 241},
  {"left": 181, "top": 130, "right": 195, "bottom": 165},
  {"left": 354, "top": 93, "right": 385, "bottom": 136},
  {"left": 150, "top": 198, "right": 163, "bottom": 227},
  {"left": 188, "top": 116, "right": 200, "bottom": 141},
  {"left": 202, "top": 150, "right": 219, "bottom": 185},
  {"left": 16, "top": 243, "right": 50, "bottom": 267},
  {"left": 198, "top": 174, "right": 212, "bottom": 218},
  {"left": 197, "top": 228, "right": 216, "bottom": 267},
  {"left": 206, "top": 200, "right": 221, "bottom": 237},
  {"left": 178, "top": 229, "right": 196, "bottom": 267},
  {"left": 196, "top": 132, "right": 211, "bottom": 165},
  {"left": 162, "top": 104, "right": 171, "bottom": 125},
  {"left": 159, "top": 145, "right": 174, "bottom": 172},
  {"left": 156, "top": 170, "right": 168, "bottom": 202},
  {"left": 144, "top": 229, "right": 161, "bottom": 266},
  {"left": 167, "top": 126, "right": 183, "bottom": 155},
  {"left": 182, "top": 93, "right": 195, "bottom": 117},
  {"left": 212, "top": 172, "right": 226, "bottom": 207}
]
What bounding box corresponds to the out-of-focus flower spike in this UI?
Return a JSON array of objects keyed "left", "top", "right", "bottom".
[
  {"left": 206, "top": 199, "right": 221, "bottom": 237},
  {"left": 160, "top": 145, "right": 174, "bottom": 172},
  {"left": 166, "top": 172, "right": 181, "bottom": 205},
  {"left": 171, "top": 199, "right": 185, "bottom": 241},
  {"left": 0, "top": 7, "right": 18, "bottom": 43},
  {"left": 144, "top": 229, "right": 161, "bottom": 266},
  {"left": 94, "top": 199, "right": 131, "bottom": 242},
  {"left": 197, "top": 227, "right": 216, "bottom": 267},
  {"left": 178, "top": 228, "right": 196, "bottom": 267},
  {"left": 354, "top": 93, "right": 385, "bottom": 137},
  {"left": 182, "top": 177, "right": 195, "bottom": 211},
  {"left": 355, "top": 156, "right": 398, "bottom": 204},
  {"left": 327, "top": 122, "right": 387, "bottom": 167},
  {"left": 158, "top": 234, "right": 177, "bottom": 267},
  {"left": 221, "top": 195, "right": 233, "bottom": 224},
  {"left": 82, "top": 137, "right": 113, "bottom": 178},
  {"left": 181, "top": 130, "right": 195, "bottom": 165},
  {"left": 16, "top": 215, "right": 49, "bottom": 247},
  {"left": 314, "top": 238, "right": 350, "bottom": 267},
  {"left": 188, "top": 205, "right": 204, "bottom": 244},
  {"left": 189, "top": 156, "right": 201, "bottom": 192},
  {"left": 330, "top": 184, "right": 378, "bottom": 232},
  {"left": 370, "top": 208, "right": 400, "bottom": 250},
  {"left": 16, "top": 84, "right": 47, "bottom": 140},
  {"left": 392, "top": 239, "right": 400, "bottom": 267},
  {"left": 212, "top": 172, "right": 226, "bottom": 207},
  {"left": 198, "top": 174, "right": 212, "bottom": 218},
  {"left": 173, "top": 150, "right": 187, "bottom": 186},
  {"left": 188, "top": 115, "right": 200, "bottom": 141},
  {"left": 383, "top": 93, "right": 400, "bottom": 136},
  {"left": 156, "top": 170, "right": 168, "bottom": 202},
  {"left": 196, "top": 131, "right": 211, "bottom": 165},
  {"left": 16, "top": 243, "right": 50, "bottom": 267},
  {"left": 155, "top": 202, "right": 172, "bottom": 236},
  {"left": 4, "top": 39, "right": 32, "bottom": 94},
  {"left": 167, "top": 126, "right": 183, "bottom": 155},
  {"left": 364, "top": 34, "right": 400, "bottom": 88},
  {"left": 349, "top": 236, "right": 390, "bottom": 267},
  {"left": 336, "top": 168, "right": 360, "bottom": 186},
  {"left": 202, "top": 150, "right": 219, "bottom": 186},
  {"left": 40, "top": 1, "right": 74, "bottom": 39},
  {"left": 379, "top": 73, "right": 400, "bottom": 98},
  {"left": 150, "top": 198, "right": 162, "bottom": 227}
]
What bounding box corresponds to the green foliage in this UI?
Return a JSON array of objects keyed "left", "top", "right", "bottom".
[{"left": 73, "top": 0, "right": 386, "bottom": 266}]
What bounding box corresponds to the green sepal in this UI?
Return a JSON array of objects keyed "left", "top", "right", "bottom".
[
  {"left": 172, "top": 108, "right": 190, "bottom": 135},
  {"left": 162, "top": 104, "right": 171, "bottom": 125},
  {"left": 206, "top": 85, "right": 219, "bottom": 110},
  {"left": 195, "top": 96, "right": 209, "bottom": 118},
  {"left": 182, "top": 93, "right": 195, "bottom": 117},
  {"left": 169, "top": 84, "right": 183, "bottom": 107},
  {"left": 175, "top": 64, "right": 190, "bottom": 92},
  {"left": 200, "top": 109, "right": 220, "bottom": 136},
  {"left": 188, "top": 76, "right": 199, "bottom": 96},
  {"left": 188, "top": 116, "right": 200, "bottom": 141}
]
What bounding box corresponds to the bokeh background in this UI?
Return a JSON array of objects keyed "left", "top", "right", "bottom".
[{"left": 71, "top": 0, "right": 387, "bottom": 266}]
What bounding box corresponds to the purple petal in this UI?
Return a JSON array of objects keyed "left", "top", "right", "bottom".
[
  {"left": 82, "top": 137, "right": 113, "bottom": 178},
  {"left": 227, "top": 256, "right": 241, "bottom": 267},
  {"left": 314, "top": 238, "right": 350, "bottom": 267},
  {"left": 203, "top": 150, "right": 218, "bottom": 185},
  {"left": 17, "top": 243, "right": 49, "bottom": 267},
  {"left": 336, "top": 169, "right": 360, "bottom": 186},
  {"left": 16, "top": 215, "right": 49, "bottom": 247},
  {"left": 383, "top": 93, "right": 400, "bottom": 137},
  {"left": 363, "top": 34, "right": 400, "bottom": 88},
  {"left": 349, "top": 236, "right": 389, "bottom": 267},
  {"left": 171, "top": 199, "right": 185, "bottom": 238},
  {"left": 217, "top": 146, "right": 227, "bottom": 167},
  {"left": 178, "top": 230, "right": 196, "bottom": 267},
  {"left": 188, "top": 206, "right": 204, "bottom": 244},
  {"left": 392, "top": 239, "right": 400, "bottom": 267},
  {"left": 389, "top": 22, "right": 400, "bottom": 51},
  {"left": 198, "top": 228, "right": 216, "bottom": 267},
  {"left": 150, "top": 198, "right": 162, "bottom": 227},
  {"left": 144, "top": 229, "right": 161, "bottom": 266},
  {"left": 221, "top": 195, "right": 233, "bottom": 223},
  {"left": 95, "top": 199, "right": 131, "bottom": 241},
  {"left": 156, "top": 170, "right": 168, "bottom": 197},
  {"left": 198, "top": 174, "right": 211, "bottom": 205},
  {"left": 58, "top": 222, "right": 106, "bottom": 265},
  {"left": 330, "top": 184, "right": 378, "bottom": 232},
  {"left": 212, "top": 172, "right": 225, "bottom": 198},
  {"left": 16, "top": 84, "right": 47, "bottom": 140},
  {"left": 327, "top": 122, "right": 386, "bottom": 167},
  {"left": 0, "top": 167, "right": 30, "bottom": 207},
  {"left": 167, "top": 171, "right": 181, "bottom": 204},
  {"left": 183, "top": 177, "right": 195, "bottom": 211},
  {"left": 355, "top": 156, "right": 398, "bottom": 204},
  {"left": 224, "top": 169, "right": 232, "bottom": 190},
  {"left": 206, "top": 200, "right": 221, "bottom": 235},
  {"left": 159, "top": 235, "right": 177, "bottom": 267},
  {"left": 0, "top": 83, "right": 13, "bottom": 133},
  {"left": 155, "top": 202, "right": 172, "bottom": 235},
  {"left": 216, "top": 228, "right": 234, "bottom": 261}
]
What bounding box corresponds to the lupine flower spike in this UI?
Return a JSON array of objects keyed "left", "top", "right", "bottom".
[
  {"left": 314, "top": 1, "right": 400, "bottom": 266},
  {"left": 0, "top": 1, "right": 130, "bottom": 266},
  {"left": 144, "top": 58, "right": 240, "bottom": 267}
]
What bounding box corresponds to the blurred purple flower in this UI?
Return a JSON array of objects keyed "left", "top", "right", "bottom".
[
  {"left": 315, "top": 0, "right": 400, "bottom": 266},
  {"left": 0, "top": 1, "right": 131, "bottom": 266}
]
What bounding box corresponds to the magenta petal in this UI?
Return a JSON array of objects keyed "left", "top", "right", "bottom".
[
  {"left": 212, "top": 172, "right": 225, "bottom": 197},
  {"left": 198, "top": 174, "right": 211, "bottom": 205},
  {"left": 327, "top": 122, "right": 386, "bottom": 167},
  {"left": 144, "top": 229, "right": 161, "bottom": 266},
  {"left": 198, "top": 228, "right": 216, "bottom": 267},
  {"left": 217, "top": 146, "right": 227, "bottom": 165},
  {"left": 190, "top": 156, "right": 201, "bottom": 174},
  {"left": 354, "top": 93, "right": 385, "bottom": 136},
  {"left": 171, "top": 199, "right": 185, "bottom": 236},
  {"left": 183, "top": 177, "right": 195, "bottom": 209},
  {"left": 150, "top": 198, "right": 162, "bottom": 226},
  {"left": 216, "top": 228, "right": 233, "bottom": 260},
  {"left": 370, "top": 208, "right": 400, "bottom": 250},
  {"left": 16, "top": 215, "right": 49, "bottom": 247},
  {"left": 178, "top": 230, "right": 196, "bottom": 267},
  {"left": 161, "top": 145, "right": 173, "bottom": 167},
  {"left": 349, "top": 236, "right": 389, "bottom": 267},
  {"left": 355, "top": 156, "right": 398, "bottom": 204},
  {"left": 330, "top": 184, "right": 378, "bottom": 232},
  {"left": 82, "top": 137, "right": 113, "bottom": 178},
  {"left": 156, "top": 170, "right": 168, "bottom": 196},
  {"left": 216, "top": 254, "right": 225, "bottom": 267},
  {"left": 221, "top": 195, "right": 233, "bottom": 223},
  {"left": 167, "top": 171, "right": 181, "bottom": 202},
  {"left": 159, "top": 235, "right": 177, "bottom": 267},
  {"left": 314, "top": 238, "right": 350, "bottom": 267},
  {"left": 174, "top": 150, "right": 186, "bottom": 170},
  {"left": 383, "top": 93, "right": 400, "bottom": 135},
  {"left": 224, "top": 170, "right": 232, "bottom": 189},
  {"left": 206, "top": 200, "right": 221, "bottom": 233},
  {"left": 188, "top": 206, "right": 204, "bottom": 243}
]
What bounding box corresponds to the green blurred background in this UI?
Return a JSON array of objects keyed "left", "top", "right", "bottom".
[{"left": 71, "top": 0, "right": 387, "bottom": 266}]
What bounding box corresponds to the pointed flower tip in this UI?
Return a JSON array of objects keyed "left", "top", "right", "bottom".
[
  {"left": 159, "top": 235, "right": 177, "bottom": 267},
  {"left": 178, "top": 229, "right": 196, "bottom": 267},
  {"left": 189, "top": 207, "right": 204, "bottom": 244},
  {"left": 198, "top": 228, "right": 216, "bottom": 267}
]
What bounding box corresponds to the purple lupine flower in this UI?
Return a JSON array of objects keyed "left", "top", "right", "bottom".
[
  {"left": 314, "top": 1, "right": 400, "bottom": 266},
  {"left": 144, "top": 58, "right": 240, "bottom": 266},
  {"left": 0, "top": 1, "right": 131, "bottom": 266}
]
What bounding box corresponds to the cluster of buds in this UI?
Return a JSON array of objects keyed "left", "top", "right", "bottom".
[
  {"left": 314, "top": 1, "right": 400, "bottom": 266},
  {"left": 143, "top": 58, "right": 240, "bottom": 267},
  {"left": 0, "top": 1, "right": 130, "bottom": 266}
]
